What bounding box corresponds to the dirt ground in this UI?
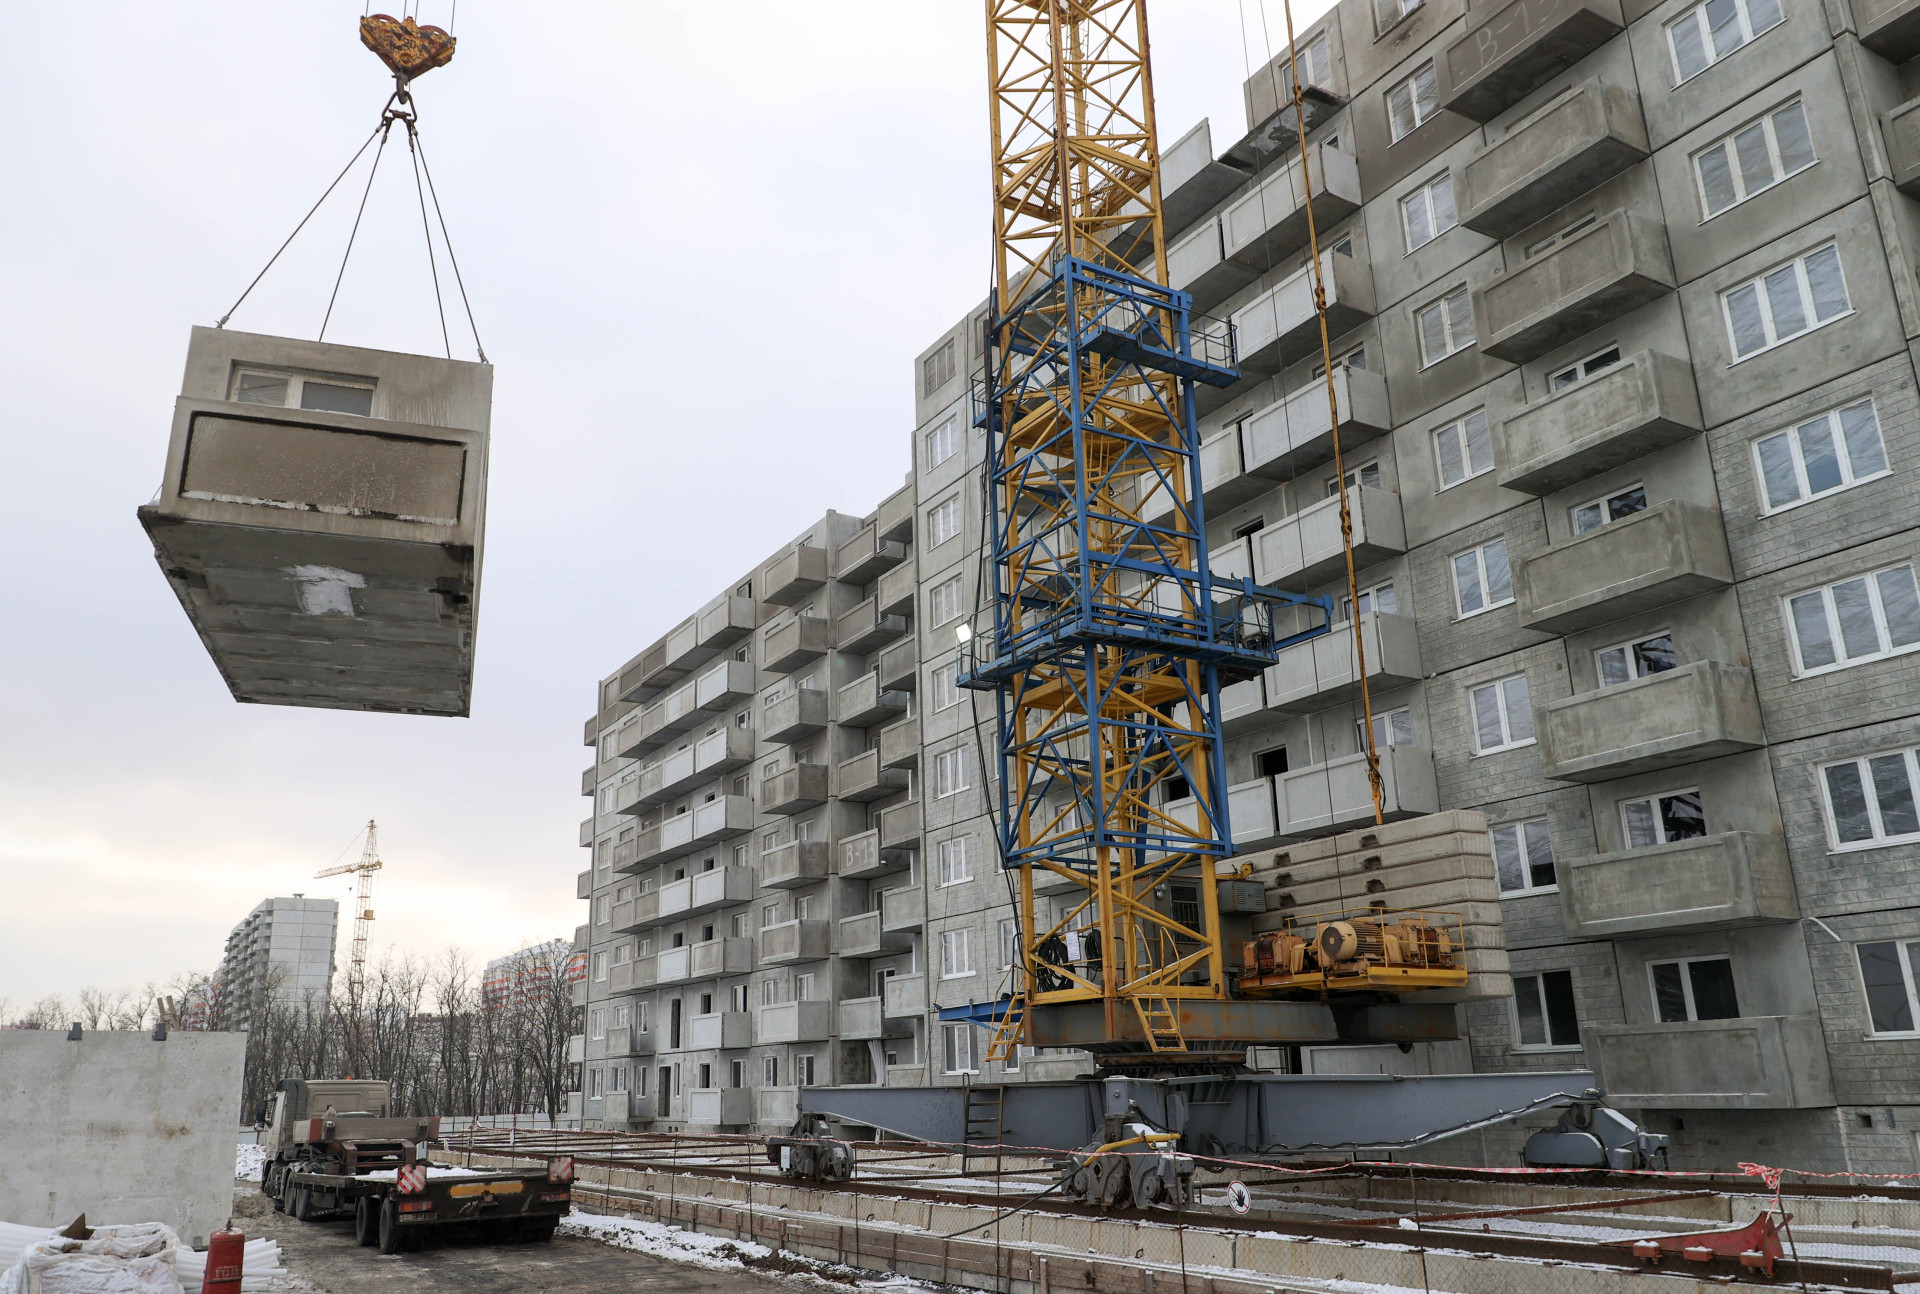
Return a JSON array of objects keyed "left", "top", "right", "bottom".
[{"left": 230, "top": 1181, "right": 795, "bottom": 1294}]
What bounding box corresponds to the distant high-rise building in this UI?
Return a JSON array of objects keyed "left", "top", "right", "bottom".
[
  {"left": 483, "top": 939, "right": 582, "bottom": 1010},
  {"left": 210, "top": 896, "right": 338, "bottom": 1029}
]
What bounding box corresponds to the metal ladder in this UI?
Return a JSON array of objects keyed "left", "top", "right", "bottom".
[
  {"left": 963, "top": 1083, "right": 1007, "bottom": 1170},
  {"left": 1132, "top": 994, "right": 1188, "bottom": 1053},
  {"left": 985, "top": 992, "right": 1026, "bottom": 1063}
]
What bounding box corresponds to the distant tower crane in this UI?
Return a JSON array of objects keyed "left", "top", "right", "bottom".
[{"left": 316, "top": 820, "right": 383, "bottom": 1002}]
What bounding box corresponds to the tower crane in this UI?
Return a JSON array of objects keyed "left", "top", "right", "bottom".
[
  {"left": 317, "top": 820, "right": 384, "bottom": 1003},
  {"left": 768, "top": 0, "right": 1672, "bottom": 1199}
]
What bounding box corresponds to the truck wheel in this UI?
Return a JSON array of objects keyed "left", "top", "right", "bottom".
[
  {"left": 290, "top": 1186, "right": 311, "bottom": 1221},
  {"left": 260, "top": 1160, "right": 273, "bottom": 1198},
  {"left": 269, "top": 1169, "right": 285, "bottom": 1213},
  {"left": 529, "top": 1219, "right": 557, "bottom": 1243},
  {"left": 354, "top": 1198, "right": 378, "bottom": 1247},
  {"left": 377, "top": 1198, "right": 406, "bottom": 1255}
]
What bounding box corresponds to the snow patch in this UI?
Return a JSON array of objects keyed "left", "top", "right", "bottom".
[
  {"left": 234, "top": 1143, "right": 269, "bottom": 1183},
  {"left": 559, "top": 1212, "right": 770, "bottom": 1271}
]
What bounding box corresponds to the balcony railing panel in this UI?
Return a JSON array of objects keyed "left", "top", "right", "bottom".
[{"left": 1562, "top": 831, "right": 1798, "bottom": 938}]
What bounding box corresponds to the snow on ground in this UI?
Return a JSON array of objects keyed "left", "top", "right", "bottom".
[
  {"left": 559, "top": 1212, "right": 772, "bottom": 1271},
  {"left": 236, "top": 1142, "right": 269, "bottom": 1181},
  {"left": 359, "top": 1165, "right": 496, "bottom": 1181}
]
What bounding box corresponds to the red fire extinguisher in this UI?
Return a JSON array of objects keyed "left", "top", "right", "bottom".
[{"left": 204, "top": 1231, "right": 245, "bottom": 1294}]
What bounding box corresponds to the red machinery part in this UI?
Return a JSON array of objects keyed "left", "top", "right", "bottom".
[
  {"left": 1621, "top": 1211, "right": 1785, "bottom": 1278},
  {"left": 203, "top": 1231, "right": 245, "bottom": 1294}
]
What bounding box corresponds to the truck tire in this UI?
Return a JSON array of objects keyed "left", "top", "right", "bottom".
[
  {"left": 377, "top": 1198, "right": 406, "bottom": 1255},
  {"left": 354, "top": 1197, "right": 377, "bottom": 1247},
  {"left": 290, "top": 1185, "right": 311, "bottom": 1221},
  {"left": 269, "top": 1168, "right": 285, "bottom": 1213},
  {"left": 260, "top": 1160, "right": 273, "bottom": 1198},
  {"left": 528, "top": 1218, "right": 557, "bottom": 1243}
]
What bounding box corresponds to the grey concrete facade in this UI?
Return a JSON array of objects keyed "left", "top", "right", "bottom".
[
  {"left": 572, "top": 0, "right": 1920, "bottom": 1171},
  {"left": 211, "top": 895, "right": 338, "bottom": 1029}
]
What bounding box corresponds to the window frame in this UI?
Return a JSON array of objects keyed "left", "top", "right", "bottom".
[
  {"left": 1432, "top": 408, "right": 1493, "bottom": 490},
  {"left": 1414, "top": 286, "right": 1475, "bottom": 368},
  {"left": 1385, "top": 60, "right": 1439, "bottom": 142},
  {"left": 1492, "top": 818, "right": 1558, "bottom": 896},
  {"left": 1855, "top": 939, "right": 1920, "bottom": 1037},
  {"left": 1468, "top": 674, "right": 1535, "bottom": 755},
  {"left": 938, "top": 836, "right": 972, "bottom": 886},
  {"left": 1570, "top": 482, "right": 1648, "bottom": 535},
  {"left": 1620, "top": 787, "right": 1707, "bottom": 848},
  {"left": 934, "top": 747, "right": 970, "bottom": 797},
  {"left": 929, "top": 574, "right": 965, "bottom": 627},
  {"left": 927, "top": 495, "right": 962, "bottom": 548},
  {"left": 942, "top": 1022, "right": 979, "bottom": 1074},
  {"left": 1400, "top": 170, "right": 1457, "bottom": 254},
  {"left": 1548, "top": 344, "right": 1623, "bottom": 392},
  {"left": 1721, "top": 243, "right": 1852, "bottom": 363},
  {"left": 1819, "top": 747, "right": 1920, "bottom": 851},
  {"left": 925, "top": 416, "right": 959, "bottom": 468},
  {"left": 230, "top": 367, "right": 377, "bottom": 416},
  {"left": 941, "top": 928, "right": 974, "bottom": 979},
  {"left": 1665, "top": 0, "right": 1786, "bottom": 86},
  {"left": 1510, "top": 968, "right": 1582, "bottom": 1051},
  {"left": 1357, "top": 707, "right": 1416, "bottom": 751},
  {"left": 930, "top": 661, "right": 962, "bottom": 711},
  {"left": 1450, "top": 539, "right": 1514, "bottom": 620},
  {"left": 1595, "top": 631, "right": 1677, "bottom": 687},
  {"left": 1783, "top": 563, "right": 1920, "bottom": 677},
  {"left": 1692, "top": 98, "right": 1816, "bottom": 221},
  {"left": 1752, "top": 398, "right": 1889, "bottom": 516},
  {"left": 1648, "top": 955, "right": 1741, "bottom": 1023}
]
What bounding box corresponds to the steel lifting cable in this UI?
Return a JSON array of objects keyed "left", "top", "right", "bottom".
[{"left": 1264, "top": 0, "right": 1387, "bottom": 828}]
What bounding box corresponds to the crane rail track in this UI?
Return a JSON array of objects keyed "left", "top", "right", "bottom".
[{"left": 438, "top": 1128, "right": 1906, "bottom": 1290}]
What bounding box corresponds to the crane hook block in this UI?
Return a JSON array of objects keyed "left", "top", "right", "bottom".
[{"left": 360, "top": 14, "right": 456, "bottom": 82}]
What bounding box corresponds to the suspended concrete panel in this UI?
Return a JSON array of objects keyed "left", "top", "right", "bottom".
[{"left": 138, "top": 327, "right": 490, "bottom": 717}]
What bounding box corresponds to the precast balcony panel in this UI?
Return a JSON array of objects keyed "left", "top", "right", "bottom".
[
  {"left": 1494, "top": 351, "right": 1702, "bottom": 496},
  {"left": 658, "top": 862, "right": 755, "bottom": 921},
  {"left": 838, "top": 597, "right": 909, "bottom": 655},
  {"left": 841, "top": 828, "right": 910, "bottom": 880},
  {"left": 1222, "top": 145, "right": 1362, "bottom": 271},
  {"left": 1859, "top": 0, "right": 1920, "bottom": 59},
  {"left": 1459, "top": 80, "right": 1649, "bottom": 239},
  {"left": 579, "top": 817, "right": 595, "bottom": 847},
  {"left": 879, "top": 716, "right": 920, "bottom": 769},
  {"left": 696, "top": 595, "right": 756, "bottom": 652},
  {"left": 763, "top": 615, "right": 832, "bottom": 675},
  {"left": 693, "top": 658, "right": 755, "bottom": 714},
  {"left": 759, "top": 918, "right": 833, "bottom": 966},
  {"left": 645, "top": 795, "right": 754, "bottom": 863},
  {"left": 1562, "top": 831, "right": 1797, "bottom": 938},
  {"left": 877, "top": 562, "right": 918, "bottom": 618},
  {"left": 763, "top": 688, "right": 829, "bottom": 745},
  {"left": 835, "top": 522, "right": 910, "bottom": 585},
  {"left": 883, "top": 972, "right": 928, "bottom": 1019},
  {"left": 688, "top": 1088, "right": 754, "bottom": 1126},
  {"left": 1251, "top": 486, "right": 1406, "bottom": 591},
  {"left": 1232, "top": 252, "right": 1376, "bottom": 376},
  {"left": 1588, "top": 1016, "right": 1834, "bottom": 1109},
  {"left": 764, "top": 763, "right": 831, "bottom": 816},
  {"left": 1440, "top": 0, "right": 1626, "bottom": 123},
  {"left": 759, "top": 999, "right": 833, "bottom": 1044},
  {"left": 758, "top": 839, "right": 831, "bottom": 889},
  {"left": 838, "top": 911, "right": 913, "bottom": 958},
  {"left": 837, "top": 995, "right": 908, "bottom": 1040},
  {"left": 764, "top": 544, "right": 828, "bottom": 606},
  {"left": 576, "top": 868, "right": 592, "bottom": 900},
  {"left": 1475, "top": 212, "right": 1676, "bottom": 364},
  {"left": 876, "top": 484, "right": 916, "bottom": 544},
  {"left": 689, "top": 936, "right": 755, "bottom": 981},
  {"left": 1159, "top": 780, "right": 1279, "bottom": 856},
  {"left": 1240, "top": 367, "right": 1391, "bottom": 481},
  {"left": 1537, "top": 660, "right": 1765, "bottom": 782},
  {"left": 1275, "top": 745, "right": 1440, "bottom": 838},
  {"left": 1515, "top": 499, "right": 1733, "bottom": 634},
  {"left": 878, "top": 639, "right": 917, "bottom": 694},
  {"left": 1887, "top": 97, "right": 1920, "bottom": 197},
  {"left": 837, "top": 673, "right": 910, "bottom": 729},
  {"left": 688, "top": 1012, "right": 752, "bottom": 1051},
  {"left": 879, "top": 800, "right": 922, "bottom": 856},
  {"left": 1142, "top": 427, "right": 1260, "bottom": 523},
  {"left": 1168, "top": 217, "right": 1255, "bottom": 313},
  {"left": 1264, "top": 612, "right": 1423, "bottom": 713},
  {"left": 1219, "top": 675, "right": 1268, "bottom": 736},
  {"left": 881, "top": 885, "right": 926, "bottom": 933}
]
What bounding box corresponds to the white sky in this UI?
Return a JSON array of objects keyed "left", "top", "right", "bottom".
[{"left": 0, "top": 0, "right": 1334, "bottom": 1008}]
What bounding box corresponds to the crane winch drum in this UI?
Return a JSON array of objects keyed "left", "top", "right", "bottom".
[{"left": 138, "top": 327, "right": 490, "bottom": 716}]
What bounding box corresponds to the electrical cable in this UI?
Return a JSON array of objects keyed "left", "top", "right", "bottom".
[{"left": 940, "top": 1176, "right": 1067, "bottom": 1238}]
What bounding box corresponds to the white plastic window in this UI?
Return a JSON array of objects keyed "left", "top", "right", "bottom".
[
  {"left": 930, "top": 661, "right": 962, "bottom": 711},
  {"left": 935, "top": 748, "right": 970, "bottom": 797},
  {"left": 1622, "top": 789, "right": 1707, "bottom": 847},
  {"left": 1415, "top": 287, "right": 1475, "bottom": 367},
  {"left": 1512, "top": 970, "right": 1580, "bottom": 1048},
  {"left": 1754, "top": 399, "right": 1888, "bottom": 513},
  {"left": 927, "top": 496, "right": 962, "bottom": 547},
  {"left": 929, "top": 575, "right": 965, "bottom": 626},
  {"left": 1357, "top": 707, "right": 1415, "bottom": 750},
  {"left": 1469, "top": 675, "right": 1535, "bottom": 754},
  {"left": 1338, "top": 580, "right": 1399, "bottom": 622},
  {"left": 1722, "top": 244, "right": 1850, "bottom": 361},
  {"left": 1451, "top": 540, "right": 1513, "bottom": 618},
  {"left": 925, "top": 416, "right": 959, "bottom": 468},
  {"left": 1433, "top": 409, "right": 1492, "bottom": 489},
  {"left": 1493, "top": 820, "right": 1556, "bottom": 894},
  {"left": 1597, "top": 632, "right": 1676, "bottom": 686},
  {"left": 1386, "top": 62, "right": 1439, "bottom": 142},
  {"left": 1857, "top": 940, "right": 1920, "bottom": 1035},
  {"left": 1571, "top": 483, "right": 1647, "bottom": 534},
  {"left": 1650, "top": 957, "right": 1740, "bottom": 1022},
  {"left": 938, "top": 837, "right": 972, "bottom": 886},
  {"left": 941, "top": 929, "right": 973, "bottom": 978},
  {"left": 1401, "top": 172, "right": 1456, "bottom": 253},
  {"left": 231, "top": 368, "right": 375, "bottom": 416},
  {"left": 1821, "top": 749, "right": 1920, "bottom": 850},
  {"left": 1694, "top": 99, "right": 1815, "bottom": 218},
  {"left": 942, "top": 1022, "right": 979, "bottom": 1074},
  {"left": 1666, "top": 0, "right": 1784, "bottom": 84},
  {"left": 1548, "top": 345, "right": 1621, "bottom": 392},
  {"left": 1327, "top": 461, "right": 1381, "bottom": 495},
  {"left": 1785, "top": 564, "right": 1920, "bottom": 675}
]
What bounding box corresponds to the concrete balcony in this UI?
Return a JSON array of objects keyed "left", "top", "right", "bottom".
[
  {"left": 657, "top": 937, "right": 754, "bottom": 986},
  {"left": 1221, "top": 144, "right": 1362, "bottom": 271},
  {"left": 763, "top": 614, "right": 832, "bottom": 675},
  {"left": 633, "top": 726, "right": 755, "bottom": 810},
  {"left": 1460, "top": 80, "right": 1648, "bottom": 241},
  {"left": 622, "top": 659, "right": 755, "bottom": 758},
  {"left": 1475, "top": 212, "right": 1675, "bottom": 364},
  {"left": 758, "top": 1087, "right": 800, "bottom": 1127},
  {"left": 616, "top": 617, "right": 700, "bottom": 704},
  {"left": 759, "top": 839, "right": 831, "bottom": 889},
  {"left": 1168, "top": 217, "right": 1254, "bottom": 314},
  {"left": 877, "top": 483, "right": 915, "bottom": 543},
  {"left": 764, "top": 544, "right": 829, "bottom": 606},
  {"left": 1240, "top": 367, "right": 1391, "bottom": 481},
  {"left": 840, "top": 828, "right": 911, "bottom": 880},
  {"left": 1858, "top": 0, "right": 1920, "bottom": 59},
  {"left": 879, "top": 716, "right": 920, "bottom": 770},
  {"left": 838, "top": 910, "right": 913, "bottom": 958},
  {"left": 764, "top": 763, "right": 831, "bottom": 815},
  {"left": 838, "top": 597, "right": 909, "bottom": 655},
  {"left": 1588, "top": 1016, "right": 1834, "bottom": 1109},
  {"left": 880, "top": 800, "right": 922, "bottom": 854},
  {"left": 567, "top": 1034, "right": 584, "bottom": 1064},
  {"left": 763, "top": 687, "right": 829, "bottom": 745},
  {"left": 576, "top": 868, "right": 592, "bottom": 900},
  {"left": 881, "top": 885, "right": 926, "bottom": 933},
  {"left": 758, "top": 999, "right": 833, "bottom": 1044},
  {"left": 877, "top": 561, "right": 917, "bottom": 618},
  {"left": 581, "top": 766, "right": 596, "bottom": 798},
  {"left": 883, "top": 973, "right": 927, "bottom": 1019},
  {"left": 1142, "top": 426, "right": 1266, "bottom": 523},
  {"left": 1251, "top": 486, "right": 1405, "bottom": 591},
  {"left": 839, "top": 748, "right": 911, "bottom": 803},
  {"left": 613, "top": 890, "right": 659, "bottom": 931},
  {"left": 610, "top": 956, "right": 655, "bottom": 992},
  {"left": 1562, "top": 831, "right": 1797, "bottom": 939},
  {"left": 838, "top": 673, "right": 910, "bottom": 728},
  {"left": 1219, "top": 675, "right": 1267, "bottom": 736},
  {"left": 1164, "top": 780, "right": 1281, "bottom": 853},
  {"left": 688, "top": 1088, "right": 754, "bottom": 1127},
  {"left": 697, "top": 594, "right": 756, "bottom": 652},
  {"left": 659, "top": 863, "right": 755, "bottom": 921},
  {"left": 1275, "top": 745, "right": 1440, "bottom": 838},
  {"left": 835, "top": 522, "right": 909, "bottom": 585},
  {"left": 579, "top": 817, "right": 594, "bottom": 847},
  {"left": 1537, "top": 660, "right": 1765, "bottom": 782},
  {"left": 1885, "top": 97, "right": 1920, "bottom": 197},
  {"left": 1264, "top": 612, "right": 1423, "bottom": 714},
  {"left": 838, "top": 995, "right": 909, "bottom": 1040},
  {"left": 1515, "top": 499, "right": 1733, "bottom": 634},
  {"left": 878, "top": 639, "right": 917, "bottom": 694},
  {"left": 1232, "top": 251, "right": 1375, "bottom": 376},
  {"left": 759, "top": 918, "right": 833, "bottom": 966},
  {"left": 1494, "top": 351, "right": 1702, "bottom": 496},
  {"left": 1440, "top": 0, "right": 1625, "bottom": 123},
  {"left": 611, "top": 836, "right": 642, "bottom": 870},
  {"left": 688, "top": 1011, "right": 753, "bottom": 1051},
  {"left": 641, "top": 796, "right": 754, "bottom": 864},
  {"left": 604, "top": 1026, "right": 657, "bottom": 1058}
]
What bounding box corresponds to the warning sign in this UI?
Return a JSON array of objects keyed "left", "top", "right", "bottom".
[{"left": 1225, "top": 1180, "right": 1251, "bottom": 1214}]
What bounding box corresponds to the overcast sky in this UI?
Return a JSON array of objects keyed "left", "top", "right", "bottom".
[{"left": 0, "top": 1, "right": 1332, "bottom": 1010}]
